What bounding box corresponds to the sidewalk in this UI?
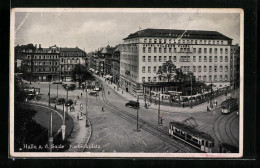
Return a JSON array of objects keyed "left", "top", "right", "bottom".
[{"left": 96, "top": 75, "right": 227, "bottom": 114}]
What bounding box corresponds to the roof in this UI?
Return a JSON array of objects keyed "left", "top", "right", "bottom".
[
  {"left": 60, "top": 47, "right": 85, "bottom": 52},
  {"left": 169, "top": 121, "right": 214, "bottom": 141},
  {"left": 123, "top": 28, "right": 232, "bottom": 40},
  {"left": 221, "top": 98, "right": 238, "bottom": 105}
]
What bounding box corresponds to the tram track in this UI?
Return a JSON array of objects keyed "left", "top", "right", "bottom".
[
  {"left": 212, "top": 114, "right": 225, "bottom": 144},
  {"left": 229, "top": 114, "right": 239, "bottom": 145},
  {"left": 224, "top": 113, "right": 238, "bottom": 146},
  {"left": 96, "top": 84, "right": 198, "bottom": 153}
]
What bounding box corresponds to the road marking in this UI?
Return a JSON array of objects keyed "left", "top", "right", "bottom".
[{"left": 133, "top": 134, "right": 147, "bottom": 147}]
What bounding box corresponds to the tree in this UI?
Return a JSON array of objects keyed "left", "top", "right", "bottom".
[
  {"left": 16, "top": 60, "right": 31, "bottom": 81},
  {"left": 157, "top": 60, "right": 177, "bottom": 82},
  {"left": 71, "top": 64, "right": 94, "bottom": 85}
]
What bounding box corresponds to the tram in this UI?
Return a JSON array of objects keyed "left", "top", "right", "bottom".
[
  {"left": 221, "top": 98, "right": 239, "bottom": 114},
  {"left": 169, "top": 121, "right": 215, "bottom": 153}
]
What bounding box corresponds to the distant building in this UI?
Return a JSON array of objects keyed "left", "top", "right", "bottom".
[
  {"left": 111, "top": 45, "right": 121, "bottom": 84},
  {"left": 59, "top": 47, "right": 86, "bottom": 81},
  {"left": 120, "top": 28, "right": 239, "bottom": 97},
  {"left": 32, "top": 44, "right": 60, "bottom": 82}
]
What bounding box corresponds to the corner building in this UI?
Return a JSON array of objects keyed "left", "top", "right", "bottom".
[{"left": 119, "top": 28, "right": 238, "bottom": 97}]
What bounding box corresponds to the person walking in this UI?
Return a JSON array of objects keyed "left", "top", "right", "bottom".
[
  {"left": 81, "top": 93, "right": 83, "bottom": 97},
  {"left": 182, "top": 103, "right": 185, "bottom": 108}
]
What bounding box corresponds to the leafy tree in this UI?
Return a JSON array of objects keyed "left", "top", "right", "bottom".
[
  {"left": 71, "top": 64, "right": 94, "bottom": 85},
  {"left": 157, "top": 60, "right": 177, "bottom": 82},
  {"left": 16, "top": 60, "right": 31, "bottom": 81}
]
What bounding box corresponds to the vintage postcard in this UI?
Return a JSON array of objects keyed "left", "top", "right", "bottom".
[{"left": 10, "top": 8, "right": 244, "bottom": 158}]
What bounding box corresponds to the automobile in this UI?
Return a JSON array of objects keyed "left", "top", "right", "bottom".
[
  {"left": 53, "top": 81, "right": 63, "bottom": 84},
  {"left": 65, "top": 99, "right": 73, "bottom": 106},
  {"left": 57, "top": 98, "right": 65, "bottom": 105},
  {"left": 50, "top": 97, "right": 58, "bottom": 103},
  {"left": 89, "top": 91, "right": 98, "bottom": 96},
  {"left": 93, "top": 87, "right": 102, "bottom": 91},
  {"left": 62, "top": 84, "right": 67, "bottom": 87},
  {"left": 125, "top": 100, "right": 140, "bottom": 109},
  {"left": 67, "top": 84, "right": 76, "bottom": 90}
]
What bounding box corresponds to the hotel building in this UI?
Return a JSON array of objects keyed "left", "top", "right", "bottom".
[{"left": 119, "top": 28, "right": 239, "bottom": 97}]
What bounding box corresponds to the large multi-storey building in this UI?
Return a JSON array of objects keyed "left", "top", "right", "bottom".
[
  {"left": 59, "top": 47, "right": 86, "bottom": 81},
  {"left": 119, "top": 28, "right": 239, "bottom": 96},
  {"left": 111, "top": 45, "right": 120, "bottom": 84}
]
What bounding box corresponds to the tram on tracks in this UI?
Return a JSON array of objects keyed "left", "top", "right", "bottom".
[
  {"left": 169, "top": 121, "right": 215, "bottom": 153},
  {"left": 221, "top": 98, "right": 239, "bottom": 114}
]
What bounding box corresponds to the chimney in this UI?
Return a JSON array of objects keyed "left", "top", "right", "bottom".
[{"left": 39, "top": 44, "right": 41, "bottom": 48}]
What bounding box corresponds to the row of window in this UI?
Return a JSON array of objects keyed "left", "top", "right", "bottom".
[
  {"left": 121, "top": 54, "right": 138, "bottom": 61},
  {"left": 141, "top": 65, "right": 230, "bottom": 73},
  {"left": 33, "top": 61, "right": 59, "bottom": 66},
  {"left": 27, "top": 55, "right": 59, "bottom": 59},
  {"left": 142, "top": 46, "right": 229, "bottom": 54},
  {"left": 142, "top": 38, "right": 227, "bottom": 45},
  {"left": 34, "top": 68, "right": 57, "bottom": 72},
  {"left": 142, "top": 55, "right": 230, "bottom": 63},
  {"left": 60, "top": 52, "right": 85, "bottom": 56},
  {"left": 141, "top": 75, "right": 230, "bottom": 82},
  {"left": 61, "top": 58, "right": 80, "bottom": 64}
]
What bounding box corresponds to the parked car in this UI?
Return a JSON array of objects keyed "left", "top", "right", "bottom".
[
  {"left": 53, "top": 81, "right": 63, "bottom": 84},
  {"left": 67, "top": 84, "right": 76, "bottom": 90},
  {"left": 125, "top": 100, "right": 140, "bottom": 109},
  {"left": 57, "top": 98, "right": 65, "bottom": 105},
  {"left": 89, "top": 91, "right": 98, "bottom": 96},
  {"left": 65, "top": 99, "right": 73, "bottom": 106}
]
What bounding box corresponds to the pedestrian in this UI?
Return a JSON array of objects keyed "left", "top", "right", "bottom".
[
  {"left": 122, "top": 90, "right": 124, "bottom": 94},
  {"left": 81, "top": 93, "right": 83, "bottom": 97},
  {"left": 182, "top": 103, "right": 185, "bottom": 108},
  {"left": 102, "top": 107, "right": 104, "bottom": 111},
  {"left": 114, "top": 86, "right": 115, "bottom": 90},
  {"left": 78, "top": 95, "right": 80, "bottom": 99}
]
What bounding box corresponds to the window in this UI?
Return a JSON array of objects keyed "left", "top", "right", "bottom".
[
  {"left": 214, "top": 48, "right": 218, "bottom": 54},
  {"left": 154, "top": 39, "right": 157, "bottom": 43},
  {"left": 148, "top": 56, "right": 151, "bottom": 62},
  {"left": 220, "top": 48, "right": 223, "bottom": 54},
  {"left": 154, "top": 56, "right": 157, "bottom": 62},
  {"left": 153, "top": 66, "right": 157, "bottom": 73},
  {"left": 204, "top": 66, "right": 207, "bottom": 72},
  {"left": 225, "top": 66, "right": 228, "bottom": 72},
  {"left": 220, "top": 75, "right": 223, "bottom": 81},
  {"left": 164, "top": 56, "right": 167, "bottom": 61},
  {"left": 199, "top": 56, "right": 202, "bottom": 62},
  {"left": 209, "top": 48, "right": 212, "bottom": 54},
  {"left": 173, "top": 56, "right": 176, "bottom": 62},
  {"left": 193, "top": 56, "right": 196, "bottom": 62},
  {"left": 169, "top": 48, "right": 172, "bottom": 53},
  {"left": 149, "top": 39, "right": 152, "bottom": 43},
  {"left": 214, "top": 56, "right": 218, "bottom": 62},
  {"left": 209, "top": 66, "right": 212, "bottom": 72},
  {"left": 159, "top": 56, "right": 162, "bottom": 62},
  {"left": 214, "top": 66, "right": 217, "bottom": 72},
  {"left": 148, "top": 47, "right": 151, "bottom": 53},
  {"left": 209, "top": 75, "right": 212, "bottom": 81},
  {"left": 159, "top": 47, "right": 162, "bottom": 53},
  {"left": 198, "top": 66, "right": 201, "bottom": 72},
  {"left": 143, "top": 47, "right": 146, "bottom": 53},
  {"left": 193, "top": 66, "right": 196, "bottom": 72},
  {"left": 142, "top": 66, "right": 145, "bottom": 73},
  {"left": 174, "top": 48, "right": 177, "bottom": 53},
  {"left": 225, "top": 75, "right": 228, "bottom": 81},
  {"left": 164, "top": 39, "right": 166, "bottom": 43},
  {"left": 220, "top": 66, "right": 223, "bottom": 72},
  {"left": 221, "top": 41, "right": 223, "bottom": 45},
  {"left": 148, "top": 77, "right": 151, "bottom": 82},
  {"left": 198, "top": 76, "right": 201, "bottom": 81},
  {"left": 193, "top": 48, "right": 196, "bottom": 53},
  {"left": 159, "top": 39, "right": 162, "bottom": 43},
  {"left": 220, "top": 56, "right": 223, "bottom": 62},
  {"left": 225, "top": 56, "right": 228, "bottom": 62},
  {"left": 148, "top": 66, "right": 151, "bottom": 73},
  {"left": 209, "top": 56, "right": 212, "bottom": 62},
  {"left": 144, "top": 39, "right": 147, "bottom": 43},
  {"left": 164, "top": 47, "right": 167, "bottom": 53},
  {"left": 169, "top": 56, "right": 172, "bottom": 61},
  {"left": 204, "top": 48, "right": 207, "bottom": 54},
  {"left": 154, "top": 47, "right": 157, "bottom": 53},
  {"left": 153, "top": 77, "right": 157, "bottom": 82},
  {"left": 204, "top": 56, "right": 207, "bottom": 62},
  {"left": 142, "top": 77, "right": 145, "bottom": 82},
  {"left": 214, "top": 75, "right": 217, "bottom": 81},
  {"left": 198, "top": 48, "right": 202, "bottom": 53},
  {"left": 225, "top": 48, "right": 228, "bottom": 54},
  {"left": 203, "top": 76, "right": 206, "bottom": 81}
]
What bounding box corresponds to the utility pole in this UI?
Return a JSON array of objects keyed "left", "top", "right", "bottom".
[
  {"left": 85, "top": 84, "right": 89, "bottom": 127},
  {"left": 48, "top": 81, "right": 53, "bottom": 152},
  {"left": 135, "top": 95, "right": 140, "bottom": 132},
  {"left": 158, "top": 93, "right": 162, "bottom": 126},
  {"left": 190, "top": 74, "right": 193, "bottom": 108}
]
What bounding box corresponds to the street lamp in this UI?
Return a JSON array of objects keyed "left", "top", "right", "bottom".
[
  {"left": 48, "top": 81, "right": 53, "bottom": 152},
  {"left": 135, "top": 95, "right": 141, "bottom": 132},
  {"left": 158, "top": 93, "right": 162, "bottom": 126},
  {"left": 190, "top": 74, "right": 193, "bottom": 109},
  {"left": 85, "top": 82, "right": 90, "bottom": 127}
]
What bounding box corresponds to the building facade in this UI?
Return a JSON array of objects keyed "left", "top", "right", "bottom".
[
  {"left": 111, "top": 46, "right": 121, "bottom": 84},
  {"left": 59, "top": 47, "right": 86, "bottom": 81},
  {"left": 119, "top": 28, "right": 239, "bottom": 96}
]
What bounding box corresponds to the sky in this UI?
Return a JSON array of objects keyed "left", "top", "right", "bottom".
[{"left": 14, "top": 11, "right": 241, "bottom": 52}]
